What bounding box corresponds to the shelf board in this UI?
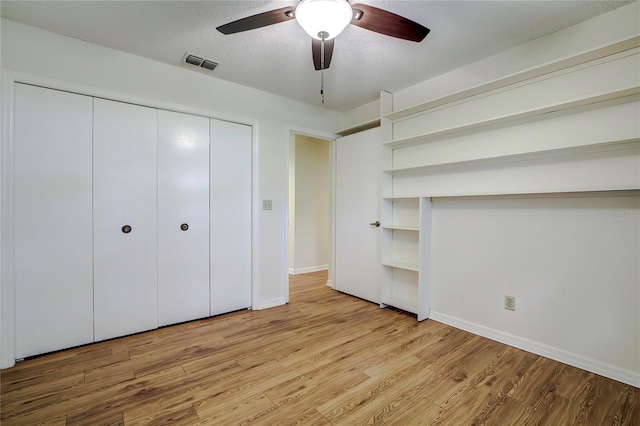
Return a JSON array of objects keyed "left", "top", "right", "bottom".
[
  {"left": 381, "top": 296, "right": 418, "bottom": 314},
  {"left": 335, "top": 118, "right": 380, "bottom": 137},
  {"left": 383, "top": 139, "right": 639, "bottom": 175},
  {"left": 383, "top": 89, "right": 639, "bottom": 149},
  {"left": 389, "top": 189, "right": 640, "bottom": 200},
  {"left": 382, "top": 37, "right": 639, "bottom": 121},
  {"left": 382, "top": 260, "right": 419, "bottom": 272},
  {"left": 382, "top": 225, "right": 419, "bottom": 231},
  {"left": 382, "top": 196, "right": 421, "bottom": 201}
]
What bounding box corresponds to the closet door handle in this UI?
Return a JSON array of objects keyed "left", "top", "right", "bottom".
[
  {"left": 180, "top": 223, "right": 189, "bottom": 231},
  {"left": 369, "top": 221, "right": 380, "bottom": 227},
  {"left": 121, "top": 225, "right": 132, "bottom": 234}
]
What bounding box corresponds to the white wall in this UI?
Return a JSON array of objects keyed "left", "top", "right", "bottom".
[
  {"left": 289, "top": 134, "right": 331, "bottom": 274},
  {"left": 431, "top": 195, "right": 639, "bottom": 372},
  {"left": 385, "top": 2, "right": 640, "bottom": 386},
  {"left": 0, "top": 19, "right": 343, "bottom": 366}
]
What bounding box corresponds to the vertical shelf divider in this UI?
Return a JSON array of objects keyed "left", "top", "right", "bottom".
[
  {"left": 418, "top": 197, "right": 432, "bottom": 321},
  {"left": 380, "top": 91, "right": 393, "bottom": 308}
]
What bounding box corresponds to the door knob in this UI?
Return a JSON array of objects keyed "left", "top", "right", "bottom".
[
  {"left": 369, "top": 221, "right": 380, "bottom": 227},
  {"left": 180, "top": 223, "right": 189, "bottom": 231},
  {"left": 121, "top": 225, "right": 132, "bottom": 234}
]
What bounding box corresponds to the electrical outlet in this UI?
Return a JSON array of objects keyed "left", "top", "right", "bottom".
[
  {"left": 262, "top": 200, "right": 272, "bottom": 210},
  {"left": 505, "top": 295, "right": 516, "bottom": 311}
]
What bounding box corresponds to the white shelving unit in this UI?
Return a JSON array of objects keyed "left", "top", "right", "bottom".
[
  {"left": 379, "top": 196, "right": 430, "bottom": 320},
  {"left": 379, "top": 92, "right": 430, "bottom": 321},
  {"left": 376, "top": 40, "right": 639, "bottom": 320}
]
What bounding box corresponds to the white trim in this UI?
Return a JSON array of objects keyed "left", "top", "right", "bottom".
[
  {"left": 328, "top": 133, "right": 337, "bottom": 295},
  {"left": 326, "top": 279, "right": 335, "bottom": 289},
  {"left": 0, "top": 70, "right": 259, "bottom": 368},
  {"left": 284, "top": 125, "right": 339, "bottom": 306},
  {"left": 430, "top": 311, "right": 640, "bottom": 388},
  {"left": 257, "top": 297, "right": 288, "bottom": 310},
  {"left": 289, "top": 265, "right": 329, "bottom": 275},
  {"left": 1, "top": 73, "right": 16, "bottom": 369},
  {"left": 250, "top": 122, "right": 260, "bottom": 312},
  {"left": 285, "top": 130, "right": 294, "bottom": 304}
]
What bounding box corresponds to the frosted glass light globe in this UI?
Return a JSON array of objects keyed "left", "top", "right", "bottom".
[{"left": 295, "top": 0, "right": 353, "bottom": 40}]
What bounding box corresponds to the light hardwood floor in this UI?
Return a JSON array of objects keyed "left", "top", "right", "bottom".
[{"left": 1, "top": 271, "right": 638, "bottom": 425}]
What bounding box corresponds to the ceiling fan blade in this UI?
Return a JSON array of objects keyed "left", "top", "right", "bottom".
[
  {"left": 216, "top": 6, "right": 296, "bottom": 34},
  {"left": 350, "top": 4, "right": 430, "bottom": 42},
  {"left": 312, "top": 38, "right": 335, "bottom": 70}
]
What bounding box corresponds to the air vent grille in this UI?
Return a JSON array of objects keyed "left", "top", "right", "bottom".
[
  {"left": 182, "top": 53, "right": 218, "bottom": 72},
  {"left": 201, "top": 60, "right": 218, "bottom": 71},
  {"left": 185, "top": 54, "right": 204, "bottom": 66}
]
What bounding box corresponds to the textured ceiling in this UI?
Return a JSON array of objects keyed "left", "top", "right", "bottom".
[{"left": 1, "top": 0, "right": 634, "bottom": 111}]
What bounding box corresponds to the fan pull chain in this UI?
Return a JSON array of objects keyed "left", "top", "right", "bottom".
[{"left": 320, "top": 38, "right": 325, "bottom": 105}]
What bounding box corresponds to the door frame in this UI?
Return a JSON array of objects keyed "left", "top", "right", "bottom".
[
  {"left": 0, "top": 70, "right": 258, "bottom": 369},
  {"left": 285, "top": 126, "right": 338, "bottom": 302}
]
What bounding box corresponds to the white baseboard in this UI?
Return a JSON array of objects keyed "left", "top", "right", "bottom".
[
  {"left": 256, "top": 297, "right": 287, "bottom": 310},
  {"left": 429, "top": 311, "right": 640, "bottom": 388},
  {"left": 288, "top": 265, "right": 328, "bottom": 275},
  {"left": 326, "top": 279, "right": 335, "bottom": 289}
]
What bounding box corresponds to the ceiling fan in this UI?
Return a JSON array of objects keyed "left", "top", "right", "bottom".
[{"left": 216, "top": 0, "right": 430, "bottom": 71}]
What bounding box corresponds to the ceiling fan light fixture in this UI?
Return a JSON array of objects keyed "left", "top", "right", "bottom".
[{"left": 295, "top": 0, "right": 352, "bottom": 40}]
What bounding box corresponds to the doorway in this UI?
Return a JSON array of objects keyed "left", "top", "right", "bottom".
[{"left": 287, "top": 132, "right": 335, "bottom": 295}]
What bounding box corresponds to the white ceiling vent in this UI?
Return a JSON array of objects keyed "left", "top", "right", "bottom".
[{"left": 181, "top": 52, "right": 218, "bottom": 73}]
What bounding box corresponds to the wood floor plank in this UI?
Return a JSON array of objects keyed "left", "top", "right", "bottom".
[
  {"left": 1, "top": 270, "right": 637, "bottom": 425},
  {"left": 190, "top": 361, "right": 311, "bottom": 418},
  {"left": 0, "top": 372, "right": 87, "bottom": 424},
  {"left": 244, "top": 407, "right": 332, "bottom": 426},
  {"left": 439, "top": 346, "right": 538, "bottom": 424},
  {"left": 66, "top": 410, "right": 125, "bottom": 426},
  {"left": 83, "top": 362, "right": 135, "bottom": 387},
  {"left": 322, "top": 362, "right": 439, "bottom": 424},
  {"left": 571, "top": 373, "right": 635, "bottom": 425},
  {"left": 195, "top": 392, "right": 276, "bottom": 424},
  {"left": 383, "top": 397, "right": 444, "bottom": 425},
  {"left": 248, "top": 368, "right": 370, "bottom": 425},
  {"left": 316, "top": 358, "right": 433, "bottom": 422},
  {"left": 123, "top": 401, "right": 200, "bottom": 426}
]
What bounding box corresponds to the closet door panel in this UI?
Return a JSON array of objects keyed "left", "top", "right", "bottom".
[
  {"left": 14, "top": 84, "right": 94, "bottom": 358},
  {"left": 93, "top": 99, "right": 158, "bottom": 341},
  {"left": 210, "top": 120, "right": 252, "bottom": 315},
  {"left": 157, "top": 110, "right": 210, "bottom": 326}
]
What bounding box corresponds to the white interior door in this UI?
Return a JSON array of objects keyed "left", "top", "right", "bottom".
[
  {"left": 335, "top": 127, "right": 381, "bottom": 303},
  {"left": 210, "top": 119, "right": 252, "bottom": 315},
  {"left": 93, "top": 98, "right": 158, "bottom": 341},
  {"left": 157, "top": 110, "right": 210, "bottom": 326},
  {"left": 14, "top": 84, "right": 94, "bottom": 358}
]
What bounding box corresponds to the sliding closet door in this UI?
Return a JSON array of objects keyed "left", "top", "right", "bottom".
[
  {"left": 14, "top": 84, "right": 94, "bottom": 358},
  {"left": 93, "top": 99, "right": 158, "bottom": 341},
  {"left": 210, "top": 120, "right": 252, "bottom": 315},
  {"left": 157, "top": 110, "right": 210, "bottom": 326}
]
